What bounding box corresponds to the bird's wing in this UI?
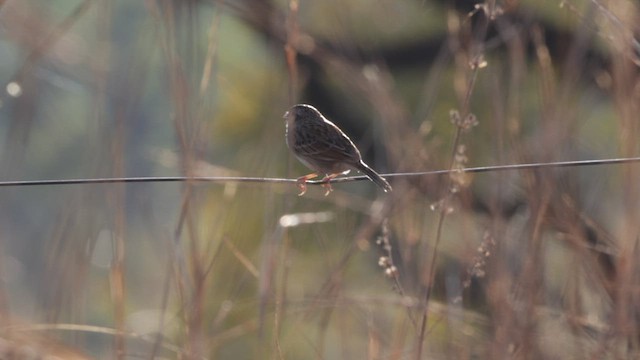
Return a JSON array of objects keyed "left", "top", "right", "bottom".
[{"left": 293, "top": 119, "right": 360, "bottom": 163}]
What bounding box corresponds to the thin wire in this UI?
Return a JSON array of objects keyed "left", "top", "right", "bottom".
[
  {"left": 385, "top": 156, "right": 640, "bottom": 177},
  {"left": 0, "top": 176, "right": 291, "bottom": 187},
  {"left": 1, "top": 156, "right": 639, "bottom": 188}
]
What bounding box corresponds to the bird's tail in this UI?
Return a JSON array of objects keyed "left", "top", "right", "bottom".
[{"left": 356, "top": 161, "right": 392, "bottom": 192}]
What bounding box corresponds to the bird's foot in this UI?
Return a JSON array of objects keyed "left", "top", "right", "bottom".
[
  {"left": 321, "top": 173, "right": 342, "bottom": 196},
  {"left": 321, "top": 181, "right": 333, "bottom": 196},
  {"left": 296, "top": 173, "right": 318, "bottom": 196},
  {"left": 296, "top": 181, "right": 307, "bottom": 196}
]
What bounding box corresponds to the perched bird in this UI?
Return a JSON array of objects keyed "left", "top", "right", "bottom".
[{"left": 283, "top": 104, "right": 392, "bottom": 195}]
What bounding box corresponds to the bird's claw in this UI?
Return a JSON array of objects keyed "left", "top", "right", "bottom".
[
  {"left": 296, "top": 178, "right": 308, "bottom": 196},
  {"left": 296, "top": 173, "right": 317, "bottom": 196},
  {"left": 321, "top": 175, "right": 337, "bottom": 196},
  {"left": 295, "top": 173, "right": 338, "bottom": 196},
  {"left": 321, "top": 181, "right": 333, "bottom": 196}
]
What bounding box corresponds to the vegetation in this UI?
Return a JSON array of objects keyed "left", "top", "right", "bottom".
[{"left": 0, "top": 0, "right": 638, "bottom": 358}]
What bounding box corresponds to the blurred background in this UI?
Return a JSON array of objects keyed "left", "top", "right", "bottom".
[{"left": 0, "top": 0, "right": 638, "bottom": 358}]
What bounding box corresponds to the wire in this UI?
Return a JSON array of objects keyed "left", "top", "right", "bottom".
[{"left": 1, "top": 156, "right": 639, "bottom": 188}]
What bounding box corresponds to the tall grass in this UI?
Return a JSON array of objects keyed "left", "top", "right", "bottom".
[{"left": 0, "top": 0, "right": 638, "bottom": 359}]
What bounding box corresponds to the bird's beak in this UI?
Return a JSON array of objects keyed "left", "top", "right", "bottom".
[{"left": 283, "top": 110, "right": 290, "bottom": 119}]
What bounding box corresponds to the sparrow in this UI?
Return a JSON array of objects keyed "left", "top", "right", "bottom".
[{"left": 283, "top": 104, "right": 392, "bottom": 195}]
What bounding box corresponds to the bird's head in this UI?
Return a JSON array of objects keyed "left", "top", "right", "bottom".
[{"left": 283, "top": 104, "right": 321, "bottom": 122}]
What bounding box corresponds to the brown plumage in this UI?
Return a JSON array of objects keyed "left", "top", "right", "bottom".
[{"left": 283, "top": 104, "right": 392, "bottom": 195}]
